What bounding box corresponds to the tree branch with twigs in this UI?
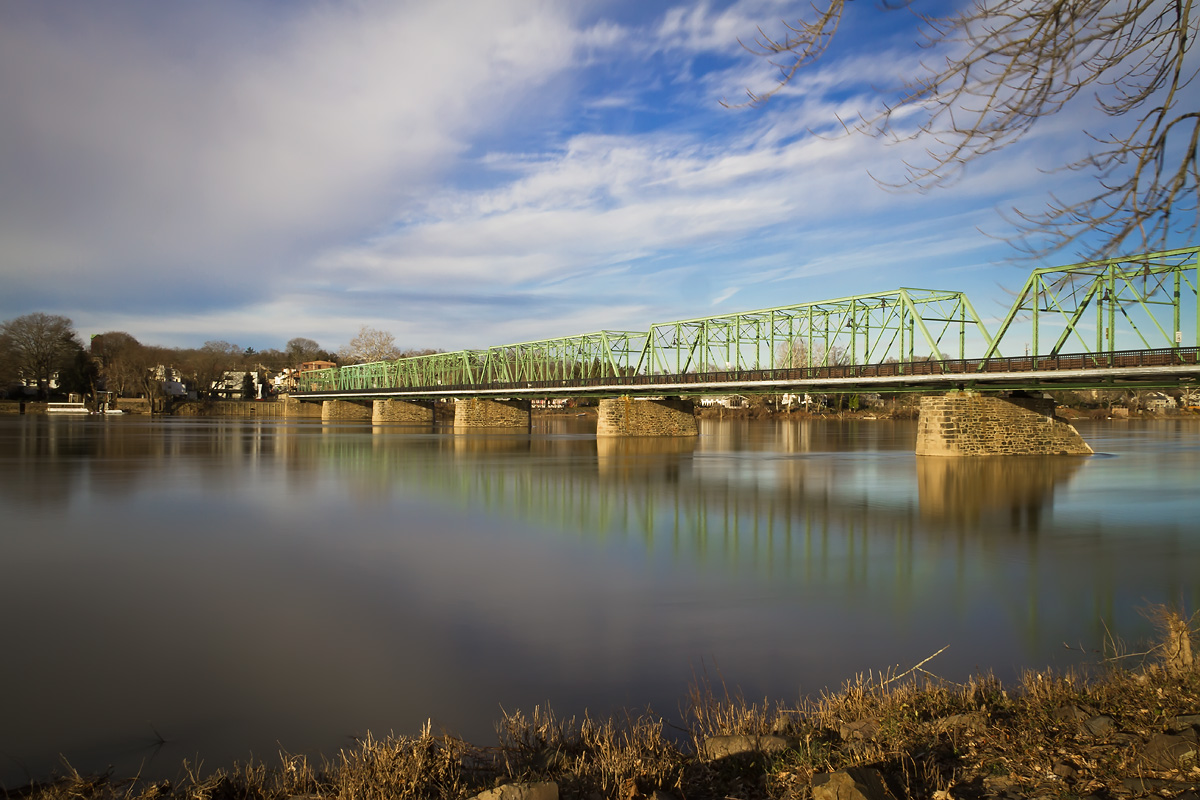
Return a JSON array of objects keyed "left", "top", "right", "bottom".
[{"left": 734, "top": 0, "right": 1200, "bottom": 258}]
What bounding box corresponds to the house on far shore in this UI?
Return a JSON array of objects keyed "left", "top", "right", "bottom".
[
  {"left": 277, "top": 360, "right": 337, "bottom": 393},
  {"left": 1143, "top": 391, "right": 1176, "bottom": 413}
]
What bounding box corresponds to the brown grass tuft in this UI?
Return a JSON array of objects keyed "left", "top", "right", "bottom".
[{"left": 1146, "top": 605, "right": 1197, "bottom": 676}]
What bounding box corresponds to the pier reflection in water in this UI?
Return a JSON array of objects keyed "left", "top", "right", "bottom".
[
  {"left": 0, "top": 415, "right": 1197, "bottom": 785},
  {"left": 916, "top": 456, "right": 1084, "bottom": 531}
]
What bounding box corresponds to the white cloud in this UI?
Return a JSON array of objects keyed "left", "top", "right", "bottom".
[{"left": 0, "top": 0, "right": 578, "bottom": 292}]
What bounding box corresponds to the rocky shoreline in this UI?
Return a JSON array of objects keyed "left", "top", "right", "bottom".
[{"left": 6, "top": 613, "right": 1197, "bottom": 800}]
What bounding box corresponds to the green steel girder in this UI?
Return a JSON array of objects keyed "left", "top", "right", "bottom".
[
  {"left": 473, "top": 330, "right": 649, "bottom": 384},
  {"left": 297, "top": 331, "right": 649, "bottom": 392},
  {"left": 295, "top": 291, "right": 994, "bottom": 392},
  {"left": 293, "top": 247, "right": 1200, "bottom": 396},
  {"left": 638, "top": 288, "right": 992, "bottom": 375},
  {"left": 982, "top": 245, "right": 1200, "bottom": 363}
]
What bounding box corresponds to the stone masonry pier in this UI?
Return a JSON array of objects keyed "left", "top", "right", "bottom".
[
  {"left": 596, "top": 397, "right": 698, "bottom": 437},
  {"left": 454, "top": 398, "right": 531, "bottom": 431},
  {"left": 916, "top": 392, "right": 1093, "bottom": 456},
  {"left": 321, "top": 399, "right": 373, "bottom": 421},
  {"left": 373, "top": 398, "right": 434, "bottom": 425},
  {"left": 278, "top": 396, "right": 323, "bottom": 417}
]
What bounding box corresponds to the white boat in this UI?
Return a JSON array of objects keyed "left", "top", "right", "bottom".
[{"left": 47, "top": 402, "right": 90, "bottom": 414}]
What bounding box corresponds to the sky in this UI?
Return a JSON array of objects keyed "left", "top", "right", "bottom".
[{"left": 1, "top": 0, "right": 1194, "bottom": 356}]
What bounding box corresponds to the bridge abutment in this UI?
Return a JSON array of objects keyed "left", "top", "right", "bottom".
[
  {"left": 373, "top": 398, "right": 434, "bottom": 425},
  {"left": 321, "top": 399, "right": 373, "bottom": 421},
  {"left": 453, "top": 398, "right": 531, "bottom": 431},
  {"left": 916, "top": 392, "right": 1092, "bottom": 456},
  {"left": 596, "top": 397, "right": 698, "bottom": 437},
  {"left": 279, "top": 395, "right": 323, "bottom": 417}
]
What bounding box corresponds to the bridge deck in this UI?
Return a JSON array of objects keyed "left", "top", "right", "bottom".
[{"left": 293, "top": 346, "right": 1200, "bottom": 400}]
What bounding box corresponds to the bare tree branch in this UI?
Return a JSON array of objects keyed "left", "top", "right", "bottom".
[{"left": 739, "top": 0, "right": 1200, "bottom": 257}]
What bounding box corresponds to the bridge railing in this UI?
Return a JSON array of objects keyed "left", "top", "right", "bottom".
[{"left": 294, "top": 345, "right": 1199, "bottom": 396}]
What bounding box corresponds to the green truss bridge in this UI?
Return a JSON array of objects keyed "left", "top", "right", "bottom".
[{"left": 295, "top": 246, "right": 1200, "bottom": 400}]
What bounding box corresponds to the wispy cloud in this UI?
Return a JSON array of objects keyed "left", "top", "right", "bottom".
[{"left": 0, "top": 1, "right": 577, "bottom": 309}]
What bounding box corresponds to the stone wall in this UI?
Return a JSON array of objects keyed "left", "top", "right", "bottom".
[
  {"left": 279, "top": 396, "right": 323, "bottom": 418},
  {"left": 0, "top": 401, "right": 33, "bottom": 414},
  {"left": 596, "top": 397, "right": 698, "bottom": 437},
  {"left": 174, "top": 400, "right": 286, "bottom": 417},
  {"left": 916, "top": 393, "right": 1093, "bottom": 456},
  {"left": 453, "top": 398, "right": 531, "bottom": 431},
  {"left": 116, "top": 397, "right": 152, "bottom": 414},
  {"left": 321, "top": 399, "right": 373, "bottom": 421},
  {"left": 373, "top": 398, "right": 434, "bottom": 424}
]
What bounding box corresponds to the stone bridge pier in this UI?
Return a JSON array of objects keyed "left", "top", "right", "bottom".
[
  {"left": 454, "top": 398, "right": 531, "bottom": 432},
  {"left": 373, "top": 398, "right": 434, "bottom": 425},
  {"left": 916, "top": 392, "right": 1092, "bottom": 456},
  {"left": 597, "top": 397, "right": 698, "bottom": 437},
  {"left": 321, "top": 398, "right": 372, "bottom": 421}
]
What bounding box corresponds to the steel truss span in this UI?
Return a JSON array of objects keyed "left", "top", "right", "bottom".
[{"left": 296, "top": 246, "right": 1200, "bottom": 397}]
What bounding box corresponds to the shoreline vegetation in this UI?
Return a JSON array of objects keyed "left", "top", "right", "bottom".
[{"left": 5, "top": 610, "right": 1197, "bottom": 800}]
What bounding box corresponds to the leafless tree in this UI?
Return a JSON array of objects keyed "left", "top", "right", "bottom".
[
  {"left": 179, "top": 340, "right": 242, "bottom": 400},
  {"left": 776, "top": 338, "right": 847, "bottom": 368},
  {"left": 339, "top": 326, "right": 401, "bottom": 364},
  {"left": 0, "top": 312, "right": 83, "bottom": 398},
  {"left": 738, "top": 0, "right": 1199, "bottom": 257}
]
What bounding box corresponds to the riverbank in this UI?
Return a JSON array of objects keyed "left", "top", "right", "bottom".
[
  {"left": 8, "top": 612, "right": 1197, "bottom": 800},
  {"left": 2, "top": 397, "right": 1195, "bottom": 422}
]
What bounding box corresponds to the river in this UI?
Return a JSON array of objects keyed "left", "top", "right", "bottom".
[{"left": 1, "top": 414, "right": 1197, "bottom": 785}]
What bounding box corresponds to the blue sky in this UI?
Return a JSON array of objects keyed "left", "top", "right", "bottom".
[{"left": 1, "top": 0, "right": 1189, "bottom": 356}]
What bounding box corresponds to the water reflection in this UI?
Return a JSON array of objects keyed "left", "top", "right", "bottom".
[
  {"left": 1, "top": 416, "right": 1198, "bottom": 787},
  {"left": 916, "top": 456, "right": 1084, "bottom": 531}
]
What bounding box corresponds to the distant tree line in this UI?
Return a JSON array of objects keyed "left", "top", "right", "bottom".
[{"left": 0, "top": 312, "right": 436, "bottom": 402}]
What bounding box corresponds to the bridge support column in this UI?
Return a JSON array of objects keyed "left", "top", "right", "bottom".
[
  {"left": 321, "top": 399, "right": 372, "bottom": 421},
  {"left": 916, "top": 392, "right": 1092, "bottom": 456},
  {"left": 453, "top": 398, "right": 531, "bottom": 431},
  {"left": 373, "top": 398, "right": 434, "bottom": 425},
  {"left": 279, "top": 395, "right": 322, "bottom": 418},
  {"left": 596, "top": 397, "right": 698, "bottom": 437}
]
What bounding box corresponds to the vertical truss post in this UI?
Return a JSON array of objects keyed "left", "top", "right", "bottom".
[
  {"left": 1106, "top": 268, "right": 1116, "bottom": 356},
  {"left": 1174, "top": 269, "right": 1182, "bottom": 349},
  {"left": 1032, "top": 276, "right": 1040, "bottom": 360}
]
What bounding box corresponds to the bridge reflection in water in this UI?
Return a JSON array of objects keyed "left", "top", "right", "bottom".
[
  {"left": 284, "top": 417, "right": 1199, "bottom": 658},
  {"left": 7, "top": 415, "right": 1199, "bottom": 788},
  {"left": 9, "top": 417, "right": 1190, "bottom": 652},
  {"left": 916, "top": 456, "right": 1083, "bottom": 529},
  {"left": 5, "top": 416, "right": 1194, "bottom": 674}
]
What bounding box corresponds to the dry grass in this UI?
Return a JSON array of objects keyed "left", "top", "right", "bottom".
[{"left": 8, "top": 608, "right": 1198, "bottom": 800}]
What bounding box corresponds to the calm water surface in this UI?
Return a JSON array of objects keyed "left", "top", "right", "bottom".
[{"left": 1, "top": 414, "right": 1198, "bottom": 785}]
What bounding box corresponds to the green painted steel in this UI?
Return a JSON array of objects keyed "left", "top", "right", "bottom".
[
  {"left": 980, "top": 245, "right": 1200, "bottom": 363},
  {"left": 295, "top": 246, "right": 1199, "bottom": 395},
  {"left": 299, "top": 331, "right": 649, "bottom": 393},
  {"left": 638, "top": 288, "right": 991, "bottom": 375},
  {"left": 296, "top": 290, "right": 990, "bottom": 393}
]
